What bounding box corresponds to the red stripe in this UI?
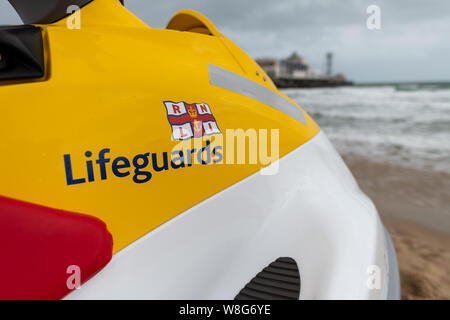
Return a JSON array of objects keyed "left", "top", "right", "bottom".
[{"left": 168, "top": 114, "right": 216, "bottom": 125}]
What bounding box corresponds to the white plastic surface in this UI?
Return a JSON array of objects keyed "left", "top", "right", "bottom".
[{"left": 65, "top": 131, "right": 389, "bottom": 299}]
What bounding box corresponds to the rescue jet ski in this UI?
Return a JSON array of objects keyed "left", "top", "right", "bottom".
[{"left": 0, "top": 0, "right": 400, "bottom": 299}]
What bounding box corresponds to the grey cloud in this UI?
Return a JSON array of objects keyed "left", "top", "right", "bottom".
[{"left": 1, "top": 0, "right": 449, "bottom": 82}]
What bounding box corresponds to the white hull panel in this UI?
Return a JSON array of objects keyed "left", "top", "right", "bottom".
[{"left": 66, "top": 131, "right": 396, "bottom": 300}]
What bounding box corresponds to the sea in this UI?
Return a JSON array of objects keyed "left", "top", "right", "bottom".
[{"left": 283, "top": 82, "right": 450, "bottom": 173}]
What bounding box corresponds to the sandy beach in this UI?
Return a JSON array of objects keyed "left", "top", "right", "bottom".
[{"left": 343, "top": 155, "right": 450, "bottom": 299}]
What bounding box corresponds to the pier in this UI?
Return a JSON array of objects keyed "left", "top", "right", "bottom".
[{"left": 256, "top": 52, "right": 353, "bottom": 88}]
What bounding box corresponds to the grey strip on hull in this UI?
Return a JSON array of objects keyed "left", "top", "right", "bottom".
[
  {"left": 209, "top": 64, "right": 307, "bottom": 125},
  {"left": 384, "top": 226, "right": 401, "bottom": 300}
]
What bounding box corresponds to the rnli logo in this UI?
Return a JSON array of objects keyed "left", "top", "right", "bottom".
[{"left": 163, "top": 101, "right": 221, "bottom": 140}]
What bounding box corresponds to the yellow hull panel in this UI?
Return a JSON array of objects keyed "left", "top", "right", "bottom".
[{"left": 0, "top": 0, "right": 320, "bottom": 252}]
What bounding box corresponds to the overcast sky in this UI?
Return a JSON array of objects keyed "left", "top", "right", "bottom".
[{"left": 1, "top": 0, "right": 449, "bottom": 82}]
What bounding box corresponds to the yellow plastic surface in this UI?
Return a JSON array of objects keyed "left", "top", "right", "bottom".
[{"left": 0, "top": 0, "right": 320, "bottom": 252}]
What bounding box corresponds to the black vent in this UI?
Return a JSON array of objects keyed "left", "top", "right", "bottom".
[
  {"left": 235, "top": 257, "right": 301, "bottom": 300},
  {"left": 0, "top": 25, "right": 45, "bottom": 82}
]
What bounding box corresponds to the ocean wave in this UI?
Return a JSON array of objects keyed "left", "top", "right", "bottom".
[{"left": 284, "top": 86, "right": 450, "bottom": 173}]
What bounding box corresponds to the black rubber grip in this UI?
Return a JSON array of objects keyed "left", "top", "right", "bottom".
[{"left": 235, "top": 257, "right": 301, "bottom": 300}]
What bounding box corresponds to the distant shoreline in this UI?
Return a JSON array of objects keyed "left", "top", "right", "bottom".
[
  {"left": 355, "top": 80, "right": 450, "bottom": 87},
  {"left": 274, "top": 77, "right": 353, "bottom": 88}
]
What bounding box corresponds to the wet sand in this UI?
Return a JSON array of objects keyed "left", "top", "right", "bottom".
[{"left": 343, "top": 155, "right": 450, "bottom": 300}]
